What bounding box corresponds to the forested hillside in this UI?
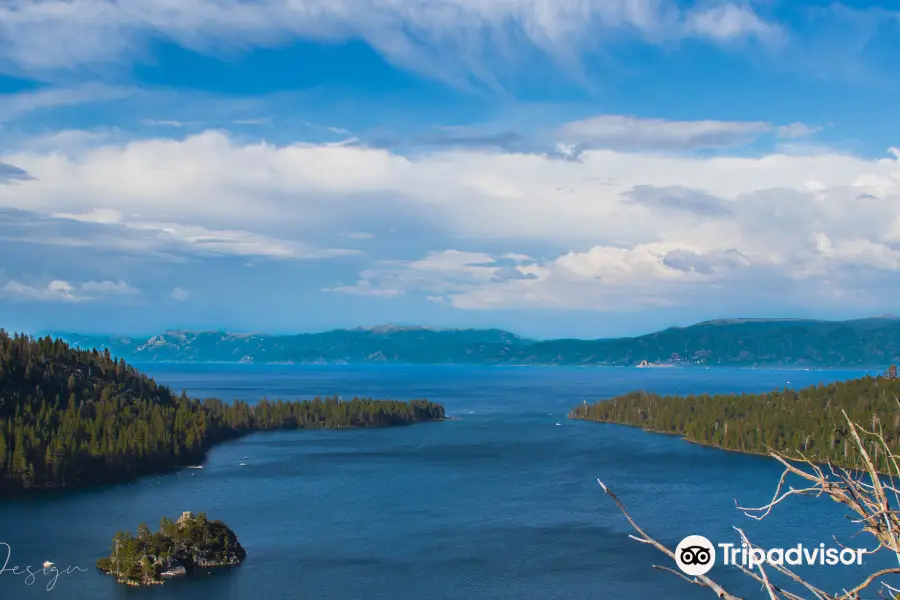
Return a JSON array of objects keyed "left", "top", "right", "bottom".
[
  {"left": 570, "top": 370, "right": 900, "bottom": 471},
  {"left": 0, "top": 330, "right": 444, "bottom": 494},
  {"left": 58, "top": 317, "right": 900, "bottom": 367}
]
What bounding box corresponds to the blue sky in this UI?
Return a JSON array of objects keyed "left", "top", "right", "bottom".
[{"left": 2, "top": 0, "right": 900, "bottom": 339}]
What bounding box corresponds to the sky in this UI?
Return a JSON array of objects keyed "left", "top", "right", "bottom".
[{"left": 2, "top": 0, "right": 900, "bottom": 339}]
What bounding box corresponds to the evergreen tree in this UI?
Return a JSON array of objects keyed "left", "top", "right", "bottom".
[
  {"left": 0, "top": 330, "right": 445, "bottom": 495},
  {"left": 571, "top": 373, "right": 900, "bottom": 472}
]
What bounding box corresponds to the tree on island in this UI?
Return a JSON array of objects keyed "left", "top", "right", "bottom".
[
  {"left": 601, "top": 406, "right": 900, "bottom": 599},
  {"left": 97, "top": 511, "right": 246, "bottom": 586}
]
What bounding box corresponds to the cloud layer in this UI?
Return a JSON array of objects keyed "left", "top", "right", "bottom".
[{"left": 3, "top": 116, "right": 900, "bottom": 311}]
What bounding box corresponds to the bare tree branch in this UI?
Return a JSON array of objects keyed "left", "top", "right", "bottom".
[{"left": 599, "top": 409, "right": 900, "bottom": 599}]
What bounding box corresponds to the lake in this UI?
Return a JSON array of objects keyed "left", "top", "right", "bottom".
[{"left": 0, "top": 365, "right": 894, "bottom": 599}]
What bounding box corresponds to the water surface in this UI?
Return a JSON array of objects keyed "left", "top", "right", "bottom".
[{"left": 0, "top": 365, "right": 892, "bottom": 599}]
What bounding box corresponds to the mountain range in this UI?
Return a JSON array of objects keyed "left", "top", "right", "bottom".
[{"left": 46, "top": 317, "right": 900, "bottom": 368}]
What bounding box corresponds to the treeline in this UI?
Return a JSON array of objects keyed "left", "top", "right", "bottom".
[
  {"left": 569, "top": 372, "right": 900, "bottom": 471},
  {"left": 0, "top": 331, "right": 444, "bottom": 494}
]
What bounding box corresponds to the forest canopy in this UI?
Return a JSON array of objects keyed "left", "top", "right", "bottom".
[
  {"left": 570, "top": 369, "right": 900, "bottom": 471},
  {"left": 0, "top": 330, "right": 445, "bottom": 494}
]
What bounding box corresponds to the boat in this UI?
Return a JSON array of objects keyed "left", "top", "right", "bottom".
[
  {"left": 42, "top": 561, "right": 54, "bottom": 569},
  {"left": 187, "top": 465, "right": 203, "bottom": 469},
  {"left": 556, "top": 422, "right": 561, "bottom": 426},
  {"left": 239, "top": 462, "right": 248, "bottom": 466}
]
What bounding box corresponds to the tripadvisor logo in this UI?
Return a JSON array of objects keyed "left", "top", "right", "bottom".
[
  {"left": 676, "top": 535, "right": 716, "bottom": 576},
  {"left": 674, "top": 535, "right": 866, "bottom": 577}
]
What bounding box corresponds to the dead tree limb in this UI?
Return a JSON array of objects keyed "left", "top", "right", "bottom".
[{"left": 600, "top": 410, "right": 900, "bottom": 599}]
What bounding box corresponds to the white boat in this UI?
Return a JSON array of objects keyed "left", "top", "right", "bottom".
[
  {"left": 43, "top": 561, "right": 54, "bottom": 569},
  {"left": 239, "top": 462, "right": 248, "bottom": 466},
  {"left": 187, "top": 465, "right": 203, "bottom": 469},
  {"left": 556, "top": 422, "right": 561, "bottom": 426}
]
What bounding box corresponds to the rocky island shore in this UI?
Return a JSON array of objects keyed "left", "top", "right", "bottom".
[{"left": 97, "top": 511, "right": 246, "bottom": 586}]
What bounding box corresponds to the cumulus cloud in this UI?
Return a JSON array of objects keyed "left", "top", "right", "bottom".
[
  {"left": 0, "top": 0, "right": 781, "bottom": 86},
  {"left": 4, "top": 126, "right": 900, "bottom": 312},
  {"left": 325, "top": 244, "right": 758, "bottom": 310},
  {"left": 170, "top": 287, "right": 190, "bottom": 301},
  {"left": 2, "top": 278, "right": 140, "bottom": 302}
]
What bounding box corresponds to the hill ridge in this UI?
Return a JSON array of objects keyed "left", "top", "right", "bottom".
[{"left": 48, "top": 317, "right": 900, "bottom": 367}]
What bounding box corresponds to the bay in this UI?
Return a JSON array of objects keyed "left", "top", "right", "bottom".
[{"left": 0, "top": 365, "right": 892, "bottom": 599}]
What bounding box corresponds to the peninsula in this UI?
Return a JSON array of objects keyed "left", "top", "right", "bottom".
[
  {"left": 569, "top": 368, "right": 900, "bottom": 472},
  {"left": 97, "top": 511, "right": 246, "bottom": 586},
  {"left": 0, "top": 330, "right": 446, "bottom": 496}
]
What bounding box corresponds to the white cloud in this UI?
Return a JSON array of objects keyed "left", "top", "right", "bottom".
[
  {"left": 4, "top": 124, "right": 900, "bottom": 311},
  {"left": 776, "top": 123, "right": 822, "bottom": 139},
  {"left": 2, "top": 278, "right": 140, "bottom": 302},
  {"left": 170, "top": 287, "right": 190, "bottom": 301},
  {"left": 3, "top": 280, "right": 82, "bottom": 302},
  {"left": 125, "top": 220, "right": 356, "bottom": 259},
  {"left": 557, "top": 115, "right": 780, "bottom": 150},
  {"left": 0, "top": 1, "right": 782, "bottom": 86},
  {"left": 326, "top": 245, "right": 759, "bottom": 310},
  {"left": 142, "top": 119, "right": 203, "bottom": 127},
  {"left": 323, "top": 284, "right": 404, "bottom": 297},
  {"left": 38, "top": 210, "right": 358, "bottom": 260},
  {"left": 51, "top": 208, "right": 124, "bottom": 224},
  {"left": 80, "top": 279, "right": 141, "bottom": 295},
  {"left": 341, "top": 231, "right": 375, "bottom": 239},
  {"left": 686, "top": 3, "right": 782, "bottom": 42}
]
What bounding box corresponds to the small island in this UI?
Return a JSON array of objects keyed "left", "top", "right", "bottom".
[{"left": 97, "top": 511, "right": 246, "bottom": 586}]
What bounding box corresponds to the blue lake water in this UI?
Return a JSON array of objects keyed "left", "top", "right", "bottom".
[{"left": 1, "top": 365, "right": 896, "bottom": 599}]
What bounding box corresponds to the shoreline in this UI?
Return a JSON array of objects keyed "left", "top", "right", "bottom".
[
  {"left": 0, "top": 416, "right": 445, "bottom": 500},
  {"left": 569, "top": 415, "right": 884, "bottom": 475}
]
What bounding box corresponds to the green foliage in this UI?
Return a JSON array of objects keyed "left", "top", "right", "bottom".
[
  {"left": 0, "top": 330, "right": 445, "bottom": 494},
  {"left": 570, "top": 370, "right": 900, "bottom": 471},
  {"left": 96, "top": 511, "right": 246, "bottom": 585}
]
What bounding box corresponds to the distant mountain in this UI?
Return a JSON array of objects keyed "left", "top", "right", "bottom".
[{"left": 51, "top": 317, "right": 900, "bottom": 367}]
